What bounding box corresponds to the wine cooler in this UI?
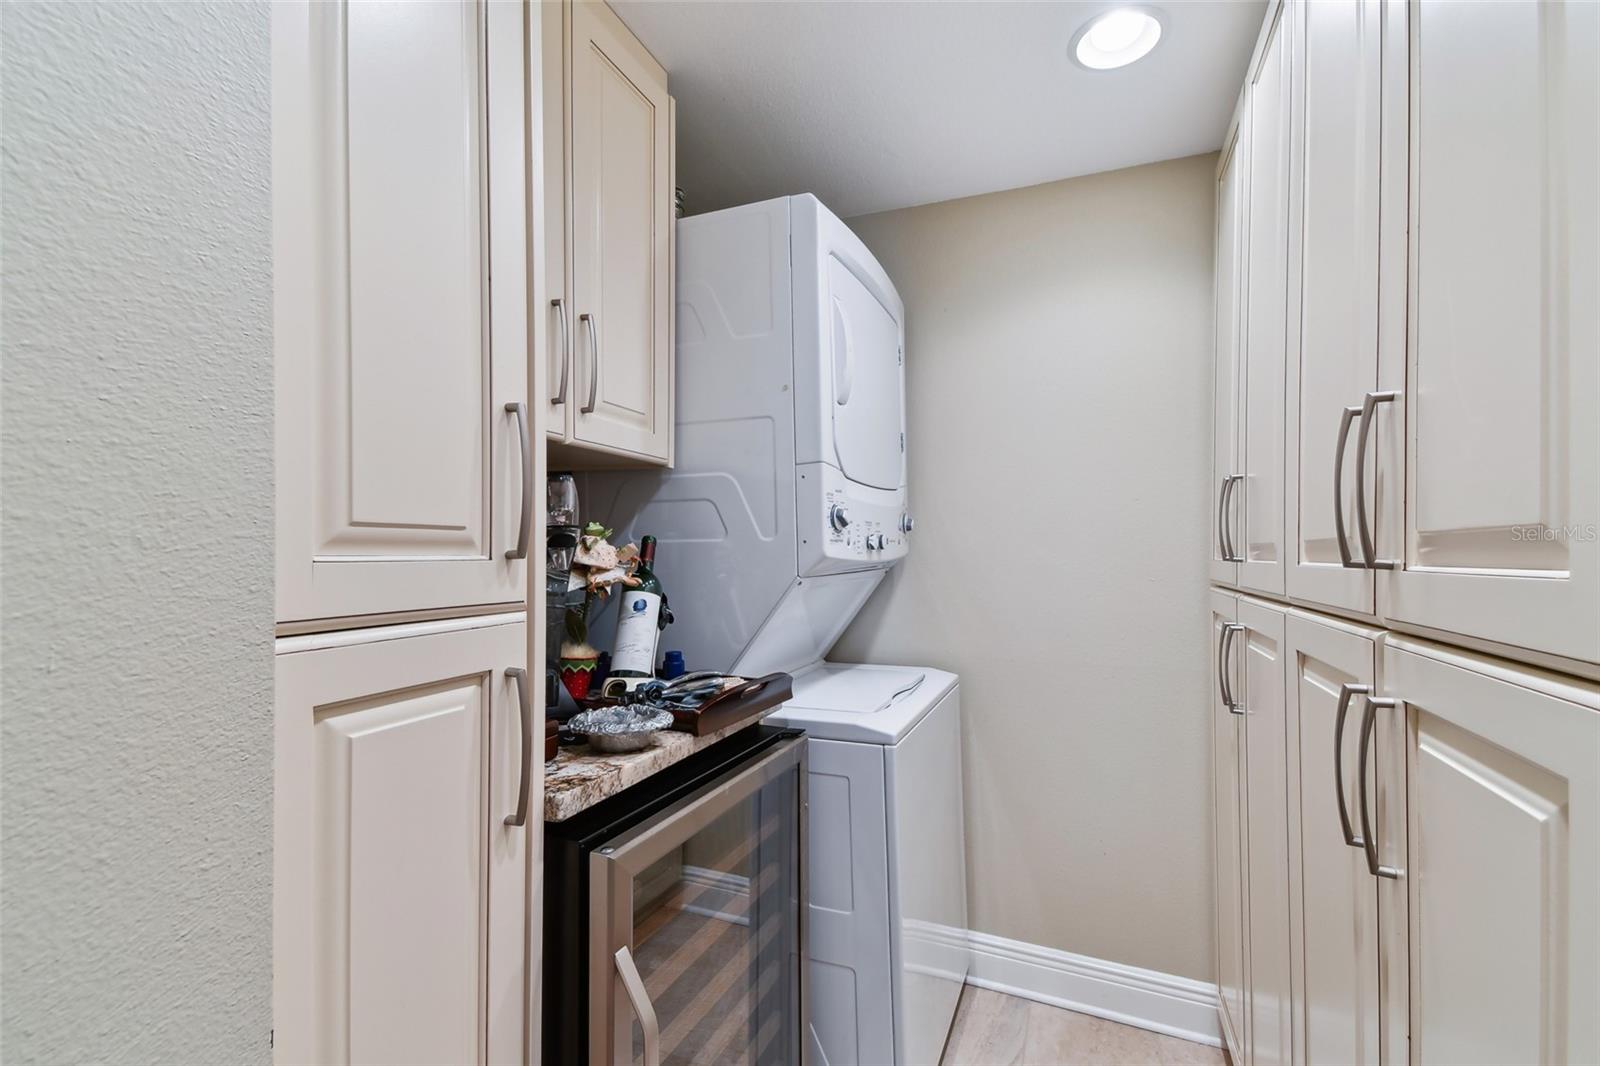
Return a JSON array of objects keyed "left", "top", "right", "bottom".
[{"left": 545, "top": 726, "right": 808, "bottom": 1065}]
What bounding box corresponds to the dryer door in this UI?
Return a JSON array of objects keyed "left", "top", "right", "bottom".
[{"left": 827, "top": 256, "right": 905, "bottom": 491}]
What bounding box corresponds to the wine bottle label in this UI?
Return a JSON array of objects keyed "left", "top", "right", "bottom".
[{"left": 611, "top": 591, "right": 663, "bottom": 675}]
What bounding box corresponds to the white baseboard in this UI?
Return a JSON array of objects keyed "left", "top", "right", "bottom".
[{"left": 965, "top": 929, "right": 1222, "bottom": 1048}]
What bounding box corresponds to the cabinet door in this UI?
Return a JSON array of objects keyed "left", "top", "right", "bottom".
[
  {"left": 1285, "top": 0, "right": 1380, "bottom": 615},
  {"left": 541, "top": 0, "right": 573, "bottom": 441},
  {"left": 1211, "top": 120, "right": 1247, "bottom": 588},
  {"left": 274, "top": 0, "right": 529, "bottom": 623},
  {"left": 1240, "top": 598, "right": 1292, "bottom": 1066},
  {"left": 1383, "top": 640, "right": 1599, "bottom": 1065},
  {"left": 274, "top": 616, "right": 530, "bottom": 1066},
  {"left": 1287, "top": 610, "right": 1387, "bottom": 1065},
  {"left": 1239, "top": 8, "right": 1292, "bottom": 597},
  {"left": 1211, "top": 590, "right": 1248, "bottom": 1060},
  {"left": 1375, "top": 0, "right": 1599, "bottom": 663},
  {"left": 569, "top": 0, "right": 672, "bottom": 461}
]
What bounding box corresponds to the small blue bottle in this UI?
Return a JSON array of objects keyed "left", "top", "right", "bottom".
[{"left": 659, "top": 650, "right": 686, "bottom": 680}]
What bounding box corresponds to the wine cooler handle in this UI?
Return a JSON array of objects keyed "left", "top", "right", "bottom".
[
  {"left": 1357, "top": 694, "right": 1403, "bottom": 880},
  {"left": 503, "top": 668, "right": 531, "bottom": 827},
  {"left": 614, "top": 945, "right": 660, "bottom": 1066},
  {"left": 1334, "top": 406, "right": 1363, "bottom": 569},
  {"left": 1354, "top": 391, "right": 1400, "bottom": 570},
  {"left": 1333, "top": 683, "right": 1369, "bottom": 848},
  {"left": 505, "top": 402, "right": 532, "bottom": 561},
  {"left": 551, "top": 298, "right": 570, "bottom": 406}
]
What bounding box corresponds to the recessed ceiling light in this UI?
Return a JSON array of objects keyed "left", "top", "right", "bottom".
[{"left": 1072, "top": 7, "right": 1164, "bottom": 70}]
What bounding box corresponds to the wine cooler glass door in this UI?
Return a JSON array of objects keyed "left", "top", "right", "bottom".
[{"left": 590, "top": 738, "right": 807, "bottom": 1066}]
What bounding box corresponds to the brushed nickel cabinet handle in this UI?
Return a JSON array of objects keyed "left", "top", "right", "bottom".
[
  {"left": 504, "top": 402, "right": 531, "bottom": 561},
  {"left": 1221, "top": 475, "right": 1244, "bottom": 562},
  {"left": 1355, "top": 391, "right": 1400, "bottom": 570},
  {"left": 580, "top": 312, "right": 600, "bottom": 415},
  {"left": 614, "top": 945, "right": 660, "bottom": 1066},
  {"left": 550, "top": 298, "right": 570, "bottom": 406},
  {"left": 1220, "top": 623, "right": 1245, "bottom": 714},
  {"left": 1357, "top": 693, "right": 1403, "bottom": 879},
  {"left": 503, "top": 667, "right": 531, "bottom": 827},
  {"left": 1334, "top": 406, "right": 1364, "bottom": 569},
  {"left": 1333, "top": 682, "right": 1369, "bottom": 848}
]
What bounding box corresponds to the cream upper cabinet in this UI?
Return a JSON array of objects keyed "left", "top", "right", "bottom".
[
  {"left": 274, "top": 0, "right": 530, "bottom": 623},
  {"left": 1381, "top": 638, "right": 1599, "bottom": 1065},
  {"left": 273, "top": 616, "right": 531, "bottom": 1065},
  {"left": 1211, "top": 119, "right": 1247, "bottom": 588},
  {"left": 1239, "top": 6, "right": 1291, "bottom": 597},
  {"left": 1239, "top": 597, "right": 1293, "bottom": 1066},
  {"left": 1211, "top": 590, "right": 1249, "bottom": 1061},
  {"left": 1373, "top": 0, "right": 1599, "bottom": 664},
  {"left": 1284, "top": 0, "right": 1381, "bottom": 615},
  {"left": 541, "top": 0, "right": 573, "bottom": 441},
  {"left": 545, "top": 0, "right": 674, "bottom": 465},
  {"left": 1286, "top": 610, "right": 1402, "bottom": 1066}
]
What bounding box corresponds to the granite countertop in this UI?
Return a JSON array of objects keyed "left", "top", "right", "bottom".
[{"left": 543, "top": 718, "right": 761, "bottom": 822}]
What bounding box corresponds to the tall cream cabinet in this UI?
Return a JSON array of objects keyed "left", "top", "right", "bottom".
[
  {"left": 272, "top": 2, "right": 539, "bottom": 1063},
  {"left": 1210, "top": 593, "right": 1247, "bottom": 1053},
  {"left": 1209, "top": 116, "right": 1246, "bottom": 588},
  {"left": 274, "top": 615, "right": 531, "bottom": 1066},
  {"left": 1284, "top": 609, "right": 1405, "bottom": 1066},
  {"left": 1283, "top": 0, "right": 1381, "bottom": 617},
  {"left": 275, "top": 0, "right": 530, "bottom": 625},
  {"left": 1211, "top": 590, "right": 1295, "bottom": 1066},
  {"left": 543, "top": 0, "right": 675, "bottom": 467},
  {"left": 1211, "top": 2, "right": 1600, "bottom": 1064},
  {"left": 1236, "top": 5, "right": 1291, "bottom": 599},
  {"left": 1372, "top": 0, "right": 1599, "bottom": 665},
  {"left": 1382, "top": 639, "right": 1598, "bottom": 1064},
  {"left": 1222, "top": 0, "right": 1600, "bottom": 672}
]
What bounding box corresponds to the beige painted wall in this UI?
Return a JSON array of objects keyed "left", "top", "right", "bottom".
[
  {"left": 2, "top": 3, "right": 273, "bottom": 1059},
  {"left": 833, "top": 154, "right": 1218, "bottom": 981}
]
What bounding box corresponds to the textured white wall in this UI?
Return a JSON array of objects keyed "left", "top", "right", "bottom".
[
  {"left": 833, "top": 155, "right": 1218, "bottom": 981},
  {"left": 1, "top": 3, "right": 274, "bottom": 1060}
]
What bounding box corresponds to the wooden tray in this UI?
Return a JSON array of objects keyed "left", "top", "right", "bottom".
[{"left": 669, "top": 672, "right": 793, "bottom": 736}]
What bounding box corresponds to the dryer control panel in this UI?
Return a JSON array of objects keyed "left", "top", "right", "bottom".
[{"left": 798, "top": 462, "right": 908, "bottom": 577}]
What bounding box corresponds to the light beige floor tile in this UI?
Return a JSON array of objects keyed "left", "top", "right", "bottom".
[{"left": 939, "top": 985, "right": 1225, "bottom": 1066}]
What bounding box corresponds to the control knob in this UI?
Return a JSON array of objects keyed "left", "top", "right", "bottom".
[
  {"left": 900, "top": 513, "right": 916, "bottom": 534},
  {"left": 868, "top": 532, "right": 886, "bottom": 551},
  {"left": 829, "top": 505, "right": 851, "bottom": 532}
]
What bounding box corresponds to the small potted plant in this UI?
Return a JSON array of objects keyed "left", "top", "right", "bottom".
[
  {"left": 558, "top": 522, "right": 639, "bottom": 701},
  {"left": 558, "top": 589, "right": 600, "bottom": 701}
]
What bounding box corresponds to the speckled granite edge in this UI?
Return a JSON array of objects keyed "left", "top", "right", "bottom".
[{"left": 543, "top": 717, "right": 764, "bottom": 822}]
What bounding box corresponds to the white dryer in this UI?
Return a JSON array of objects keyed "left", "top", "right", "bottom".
[{"left": 585, "top": 193, "right": 969, "bottom": 1065}]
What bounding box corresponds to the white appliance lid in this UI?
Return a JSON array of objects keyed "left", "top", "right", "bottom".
[{"left": 771, "top": 662, "right": 958, "bottom": 744}]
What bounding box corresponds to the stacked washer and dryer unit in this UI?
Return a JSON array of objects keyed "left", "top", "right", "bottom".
[{"left": 587, "top": 193, "right": 969, "bottom": 1066}]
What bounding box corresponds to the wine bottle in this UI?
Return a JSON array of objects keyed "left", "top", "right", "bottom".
[{"left": 610, "top": 535, "right": 668, "bottom": 682}]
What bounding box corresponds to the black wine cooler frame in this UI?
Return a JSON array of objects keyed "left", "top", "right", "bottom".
[{"left": 544, "top": 726, "right": 808, "bottom": 1065}]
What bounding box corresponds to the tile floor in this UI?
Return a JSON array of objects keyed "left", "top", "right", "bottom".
[{"left": 939, "top": 985, "right": 1226, "bottom": 1066}]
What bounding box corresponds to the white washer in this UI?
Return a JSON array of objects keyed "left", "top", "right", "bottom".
[
  {"left": 585, "top": 193, "right": 969, "bottom": 1065},
  {"left": 769, "top": 663, "right": 969, "bottom": 1066}
]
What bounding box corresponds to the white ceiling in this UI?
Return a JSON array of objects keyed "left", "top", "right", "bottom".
[{"left": 611, "top": 0, "right": 1266, "bottom": 219}]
